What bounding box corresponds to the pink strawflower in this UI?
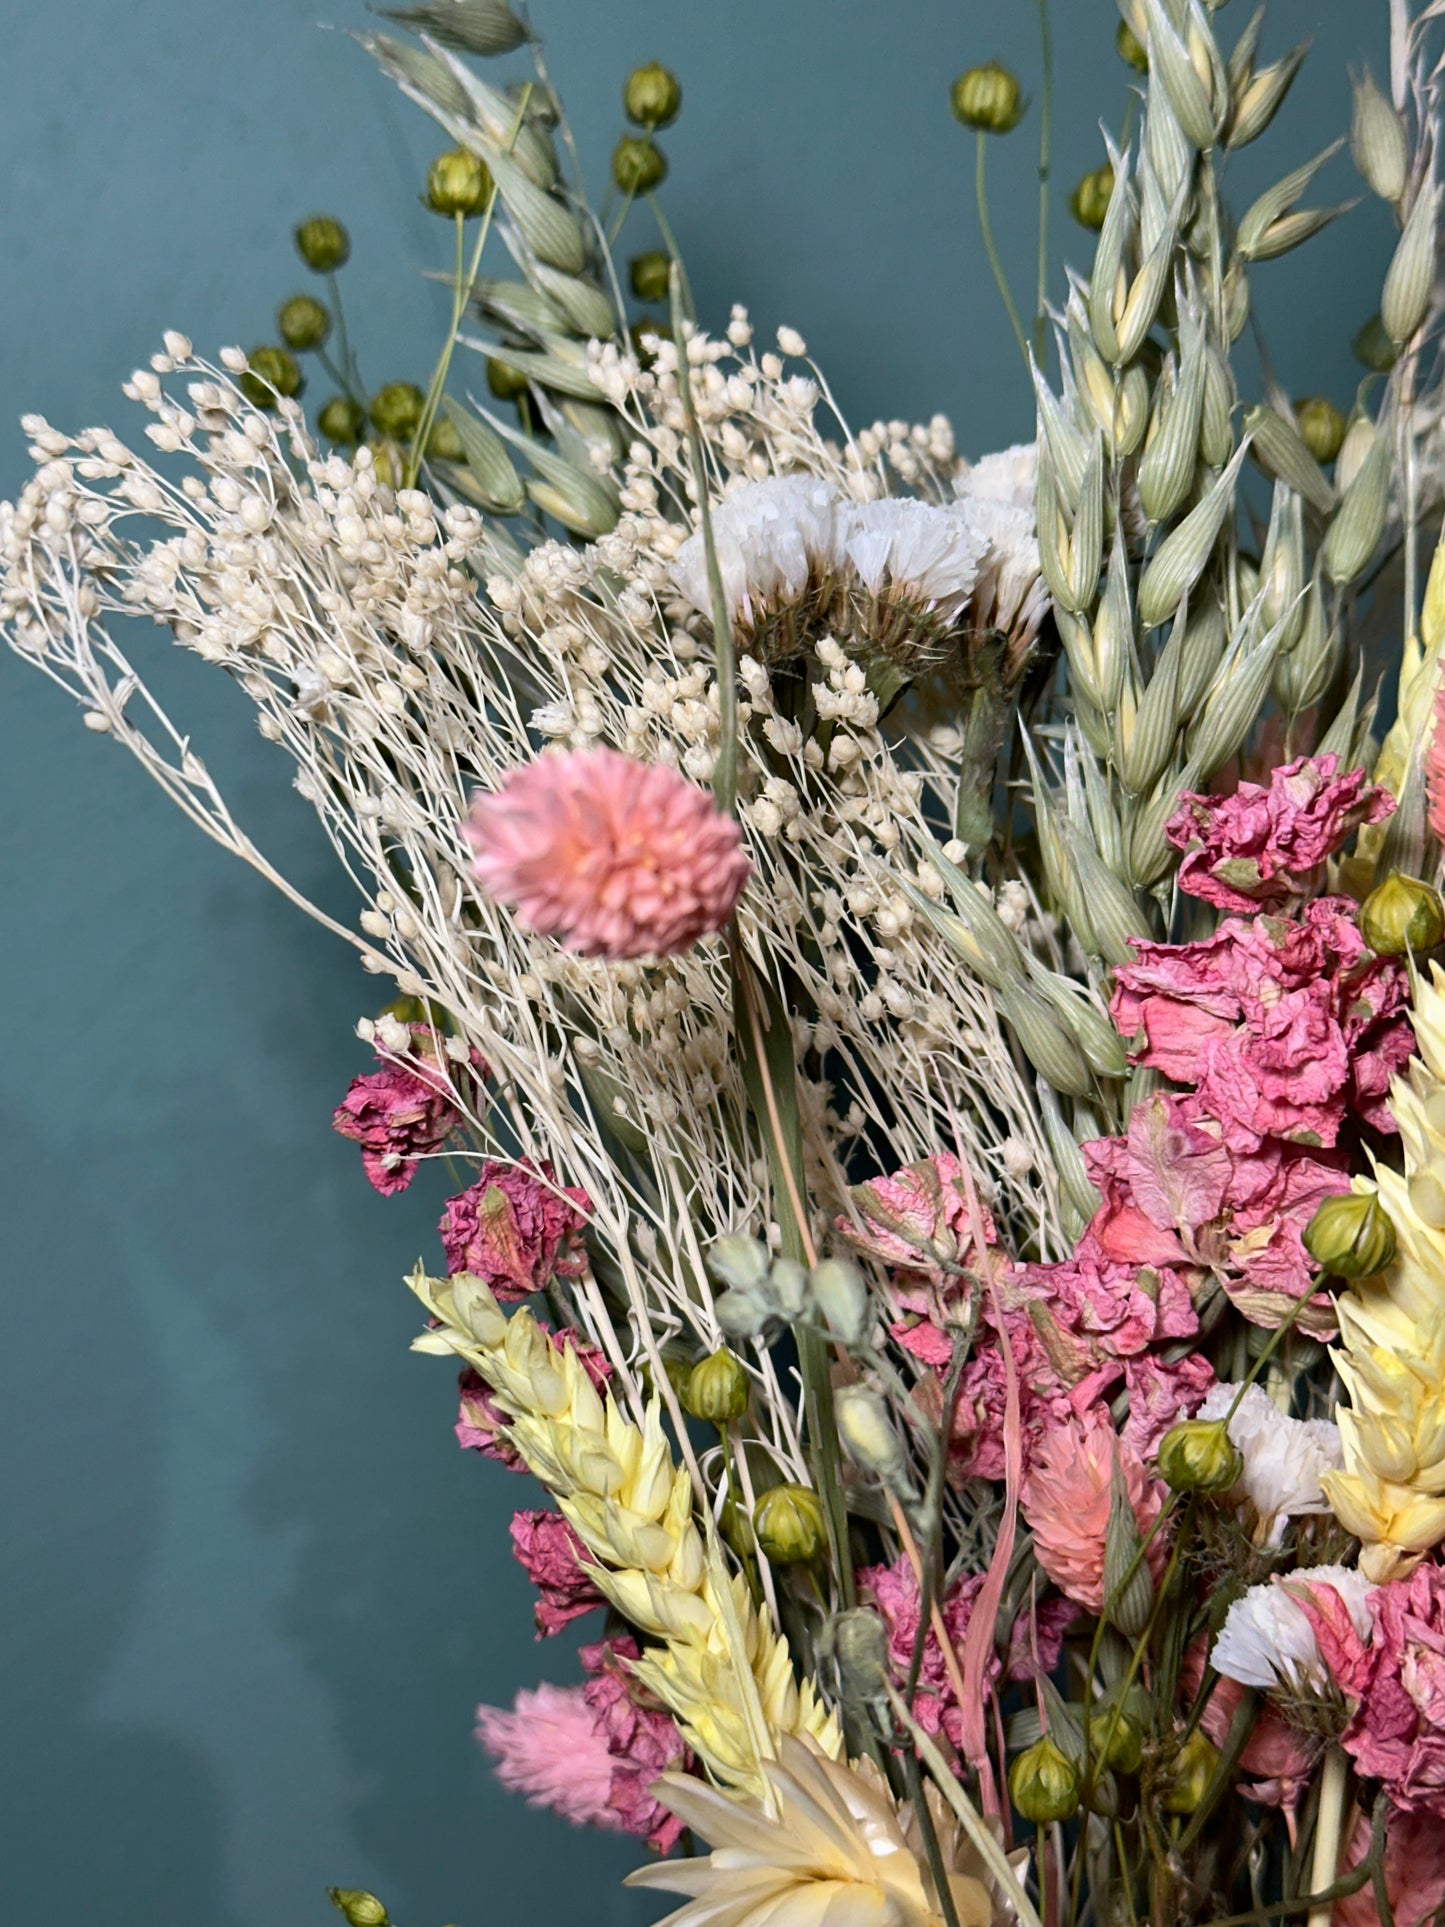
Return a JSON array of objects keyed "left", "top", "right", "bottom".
[
  {"left": 474, "top": 1642, "right": 691, "bottom": 1852},
  {"left": 1307, "top": 1561, "right": 1445, "bottom": 1819},
  {"left": 1167, "top": 755, "right": 1392, "bottom": 914},
  {"left": 332, "top": 1028, "right": 480, "bottom": 1195},
  {"left": 465, "top": 746, "right": 751, "bottom": 959},
  {"left": 456, "top": 1329, "right": 610, "bottom": 1469},
  {"left": 856, "top": 1558, "right": 998, "bottom": 1742},
  {"left": 440, "top": 1159, "right": 591, "bottom": 1301},
  {"left": 510, "top": 1509, "right": 605, "bottom": 1637},
  {"left": 1339, "top": 1802, "right": 1445, "bottom": 1927},
  {"left": 1112, "top": 899, "right": 1413, "bottom": 1146},
  {"left": 1021, "top": 1411, "right": 1167, "bottom": 1614},
  {"left": 838, "top": 1152, "right": 996, "bottom": 1285}
]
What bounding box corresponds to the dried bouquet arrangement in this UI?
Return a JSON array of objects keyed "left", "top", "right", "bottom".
[{"left": 7, "top": 1, "right": 1445, "bottom": 1922}]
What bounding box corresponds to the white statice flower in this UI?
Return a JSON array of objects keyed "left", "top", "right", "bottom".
[
  {"left": 670, "top": 475, "right": 843, "bottom": 624},
  {"left": 954, "top": 442, "right": 1045, "bottom": 644},
  {"left": 1199, "top": 1383, "right": 1344, "bottom": 1547},
  {"left": 1212, "top": 1564, "right": 1374, "bottom": 1693},
  {"left": 841, "top": 497, "right": 987, "bottom": 624}
]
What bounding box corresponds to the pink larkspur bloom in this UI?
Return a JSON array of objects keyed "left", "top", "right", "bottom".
[
  {"left": 1167, "top": 755, "right": 1392, "bottom": 915},
  {"left": 474, "top": 1644, "right": 690, "bottom": 1852},
  {"left": 1021, "top": 1410, "right": 1167, "bottom": 1614},
  {"left": 440, "top": 1159, "right": 591, "bottom": 1300},
  {"left": 838, "top": 1151, "right": 997, "bottom": 1286},
  {"left": 579, "top": 1638, "right": 690, "bottom": 1852},
  {"left": 1339, "top": 1803, "right": 1445, "bottom": 1927},
  {"left": 332, "top": 1029, "right": 480, "bottom": 1195},
  {"left": 1082, "top": 1091, "right": 1348, "bottom": 1334},
  {"left": 1305, "top": 1561, "right": 1445, "bottom": 1819},
  {"left": 465, "top": 746, "right": 751, "bottom": 959},
  {"left": 510, "top": 1510, "right": 605, "bottom": 1637},
  {"left": 456, "top": 1329, "right": 610, "bottom": 1469},
  {"left": 856, "top": 1558, "right": 998, "bottom": 1742},
  {"left": 1111, "top": 899, "right": 1413, "bottom": 1146}
]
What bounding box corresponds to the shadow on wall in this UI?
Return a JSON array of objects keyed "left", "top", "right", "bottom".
[{"left": 0, "top": 1108, "right": 241, "bottom": 1927}]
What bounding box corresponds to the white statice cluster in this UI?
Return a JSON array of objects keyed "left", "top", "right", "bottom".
[
  {"left": 0, "top": 318, "right": 1065, "bottom": 1491},
  {"left": 1212, "top": 1565, "right": 1374, "bottom": 1695},
  {"left": 1198, "top": 1383, "right": 1344, "bottom": 1548}
]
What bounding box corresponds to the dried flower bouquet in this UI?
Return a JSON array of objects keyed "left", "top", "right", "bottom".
[{"left": 8, "top": 2, "right": 1445, "bottom": 1924}]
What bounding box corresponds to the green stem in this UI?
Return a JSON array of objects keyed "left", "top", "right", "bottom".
[
  {"left": 405, "top": 85, "right": 533, "bottom": 489},
  {"left": 901, "top": 1746, "right": 964, "bottom": 1927},
  {"left": 325, "top": 270, "right": 363, "bottom": 403},
  {"left": 976, "top": 131, "right": 1030, "bottom": 370},
  {"left": 1034, "top": 0, "right": 1054, "bottom": 360},
  {"left": 406, "top": 209, "right": 471, "bottom": 487}
]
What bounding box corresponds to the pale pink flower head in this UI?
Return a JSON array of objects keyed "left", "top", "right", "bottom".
[
  {"left": 475, "top": 1681, "right": 621, "bottom": 1831},
  {"left": 510, "top": 1509, "right": 605, "bottom": 1637},
  {"left": 1021, "top": 1411, "right": 1167, "bottom": 1613},
  {"left": 465, "top": 746, "right": 751, "bottom": 959},
  {"left": 1167, "top": 755, "right": 1392, "bottom": 915},
  {"left": 474, "top": 1647, "right": 690, "bottom": 1853},
  {"left": 439, "top": 1158, "right": 591, "bottom": 1301}
]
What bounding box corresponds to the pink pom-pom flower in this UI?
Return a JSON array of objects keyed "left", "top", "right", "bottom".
[{"left": 464, "top": 746, "right": 751, "bottom": 959}]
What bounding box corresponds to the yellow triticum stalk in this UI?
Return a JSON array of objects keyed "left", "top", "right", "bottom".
[
  {"left": 406, "top": 1265, "right": 842, "bottom": 1789},
  {"left": 1323, "top": 962, "right": 1445, "bottom": 1579}
]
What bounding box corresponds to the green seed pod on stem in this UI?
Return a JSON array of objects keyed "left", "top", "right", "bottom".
[
  {"left": 277, "top": 294, "right": 331, "bottom": 352},
  {"left": 612, "top": 135, "right": 667, "bottom": 194},
  {"left": 1157, "top": 1418, "right": 1243, "bottom": 1493},
  {"left": 1010, "top": 1736, "right": 1081, "bottom": 1824},
  {"left": 295, "top": 214, "right": 350, "bottom": 272},
  {"left": 1322, "top": 420, "right": 1392, "bottom": 585},
  {"left": 624, "top": 62, "right": 681, "bottom": 129},
  {"left": 1294, "top": 395, "right": 1348, "bottom": 464},
  {"left": 1304, "top": 1190, "right": 1398, "bottom": 1278},
  {"left": 240, "top": 345, "right": 303, "bottom": 409},
  {"left": 753, "top": 1485, "right": 828, "bottom": 1566},
  {"left": 1360, "top": 874, "right": 1445, "bottom": 956},
  {"left": 1382, "top": 183, "right": 1441, "bottom": 346},
  {"left": 950, "top": 63, "right": 1025, "bottom": 134},
  {"left": 683, "top": 1348, "right": 750, "bottom": 1424}
]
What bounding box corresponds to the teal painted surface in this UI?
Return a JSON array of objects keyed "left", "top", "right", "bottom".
[{"left": 0, "top": 3, "right": 1389, "bottom": 1921}]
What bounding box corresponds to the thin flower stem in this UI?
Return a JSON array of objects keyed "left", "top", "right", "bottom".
[
  {"left": 1034, "top": 0, "right": 1054, "bottom": 360},
  {"left": 899, "top": 1745, "right": 965, "bottom": 1927},
  {"left": 325, "top": 270, "right": 363, "bottom": 403},
  {"left": 886, "top": 1686, "right": 1046, "bottom": 1927},
  {"left": 976, "top": 132, "right": 1031, "bottom": 370},
  {"left": 406, "top": 85, "right": 534, "bottom": 488}
]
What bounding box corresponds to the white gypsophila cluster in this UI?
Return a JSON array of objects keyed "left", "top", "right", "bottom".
[
  {"left": 0, "top": 320, "right": 1068, "bottom": 1505},
  {"left": 1199, "top": 1383, "right": 1344, "bottom": 1548},
  {"left": 1211, "top": 1565, "right": 1374, "bottom": 1694}
]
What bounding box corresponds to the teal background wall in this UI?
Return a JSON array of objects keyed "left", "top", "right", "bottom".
[{"left": 0, "top": 3, "right": 1391, "bottom": 1922}]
